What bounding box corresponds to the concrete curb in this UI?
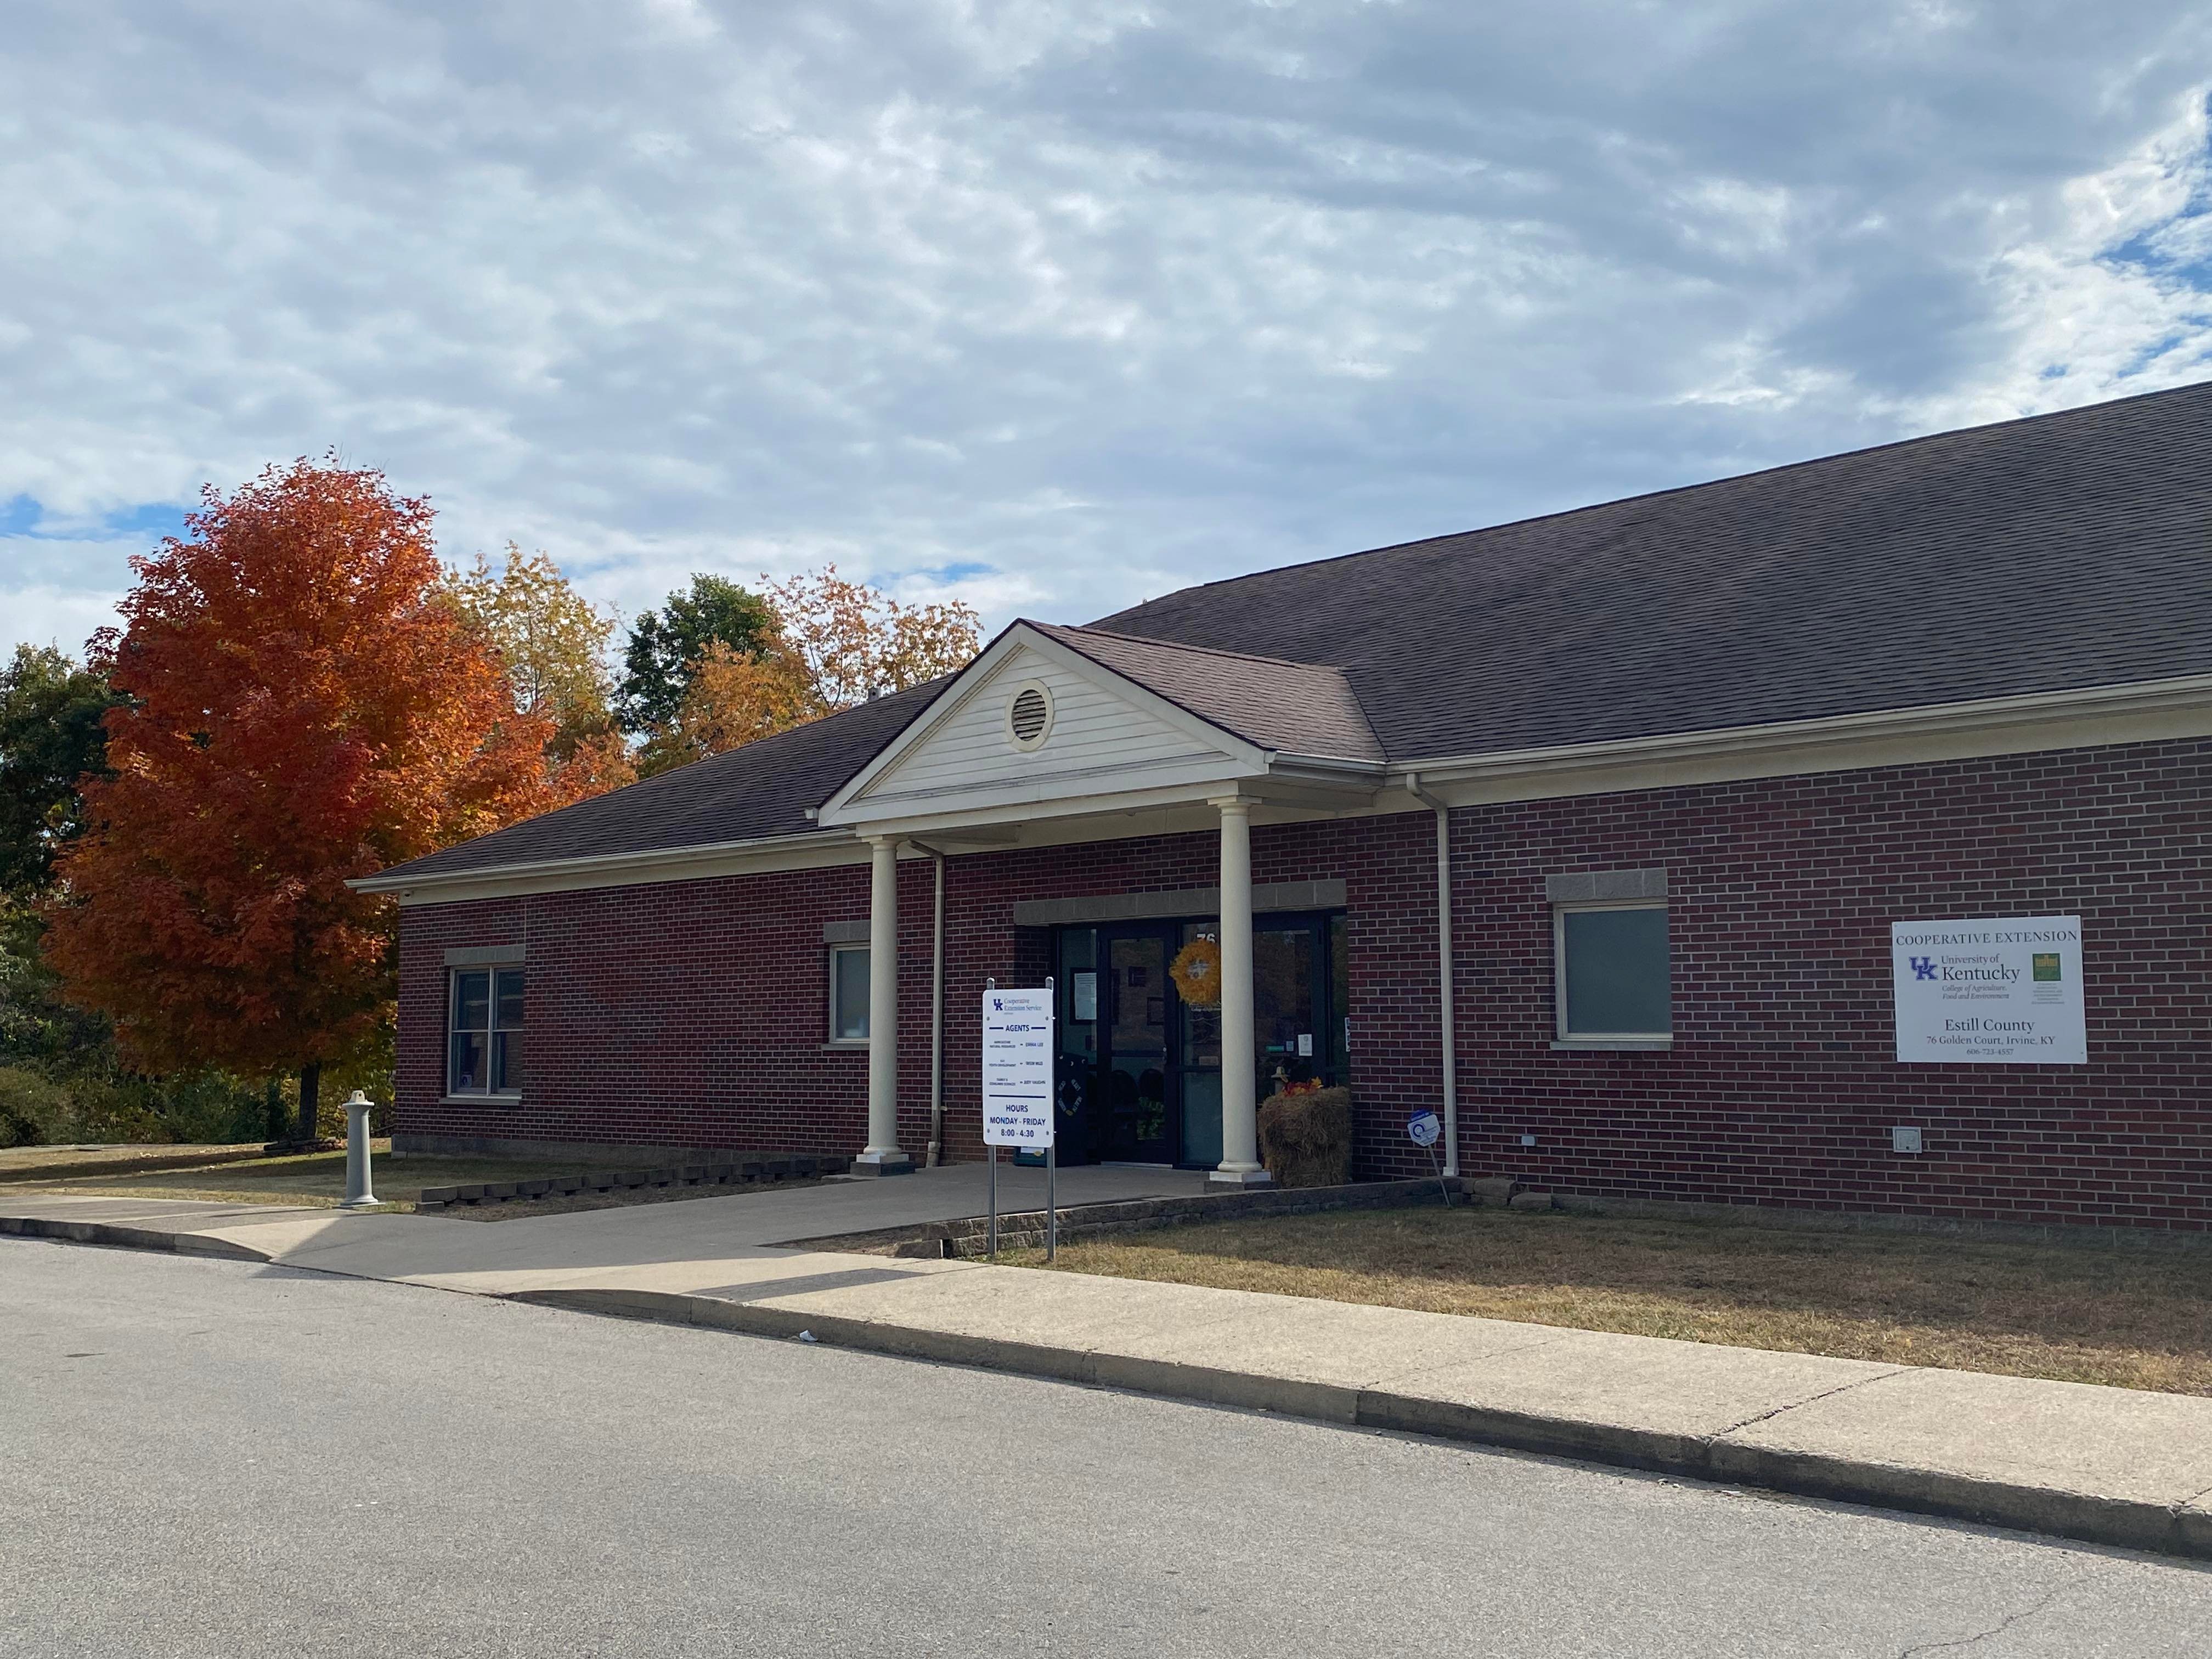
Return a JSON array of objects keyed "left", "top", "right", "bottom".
[
  {"left": 508, "top": 1283, "right": 2212, "bottom": 1563},
  {"left": 0, "top": 1214, "right": 272, "bottom": 1262},
  {"left": 14, "top": 1201, "right": 2208, "bottom": 1561}
]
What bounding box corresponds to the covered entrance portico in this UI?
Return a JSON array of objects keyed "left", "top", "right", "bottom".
[{"left": 815, "top": 621, "right": 1420, "bottom": 1188}]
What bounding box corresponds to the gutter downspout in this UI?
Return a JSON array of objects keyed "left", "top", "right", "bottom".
[
  {"left": 1403, "top": 773, "right": 1460, "bottom": 1178},
  {"left": 907, "top": 840, "right": 949, "bottom": 1167}
]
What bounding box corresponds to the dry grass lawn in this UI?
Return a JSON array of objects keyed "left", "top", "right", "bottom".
[
  {"left": 1022, "top": 1205, "right": 2212, "bottom": 1395},
  {"left": 0, "top": 1142, "right": 268, "bottom": 1179},
  {"left": 10, "top": 1144, "right": 578, "bottom": 1214},
  {"left": 5, "top": 1144, "right": 821, "bottom": 1220}
]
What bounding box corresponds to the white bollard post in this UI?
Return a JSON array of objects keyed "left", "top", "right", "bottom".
[{"left": 340, "top": 1090, "right": 382, "bottom": 1210}]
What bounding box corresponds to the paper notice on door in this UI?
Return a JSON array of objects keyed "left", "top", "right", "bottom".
[{"left": 1297, "top": 1033, "right": 1313, "bottom": 1057}]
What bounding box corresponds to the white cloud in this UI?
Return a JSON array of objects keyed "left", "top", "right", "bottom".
[
  {"left": 2, "top": 1, "right": 2210, "bottom": 661},
  {"left": 0, "top": 558, "right": 137, "bottom": 656}
]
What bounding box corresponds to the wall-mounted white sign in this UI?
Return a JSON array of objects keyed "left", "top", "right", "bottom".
[
  {"left": 982, "top": 988, "right": 1056, "bottom": 1146},
  {"left": 1891, "top": 917, "right": 2085, "bottom": 1065}
]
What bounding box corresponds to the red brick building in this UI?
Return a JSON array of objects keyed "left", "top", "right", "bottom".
[{"left": 362, "top": 385, "right": 2212, "bottom": 1234}]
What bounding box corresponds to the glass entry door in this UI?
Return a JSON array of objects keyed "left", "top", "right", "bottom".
[
  {"left": 1176, "top": 921, "right": 1223, "bottom": 1167},
  {"left": 1053, "top": 910, "right": 1344, "bottom": 1169},
  {"left": 1099, "top": 933, "right": 1174, "bottom": 1161}
]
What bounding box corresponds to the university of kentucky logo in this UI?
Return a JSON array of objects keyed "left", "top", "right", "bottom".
[{"left": 1910, "top": 956, "right": 1937, "bottom": 981}]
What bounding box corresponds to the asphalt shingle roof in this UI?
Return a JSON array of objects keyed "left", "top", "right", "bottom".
[
  {"left": 377, "top": 380, "right": 2212, "bottom": 884},
  {"left": 1031, "top": 622, "right": 1384, "bottom": 762},
  {"left": 378, "top": 679, "right": 944, "bottom": 882},
  {"left": 1094, "top": 381, "right": 2212, "bottom": 759}
]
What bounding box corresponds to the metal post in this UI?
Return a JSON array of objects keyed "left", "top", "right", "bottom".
[
  {"left": 986, "top": 977, "right": 997, "bottom": 1261},
  {"left": 1045, "top": 975, "right": 1057, "bottom": 1261},
  {"left": 340, "top": 1090, "right": 381, "bottom": 1210},
  {"left": 928, "top": 847, "right": 946, "bottom": 1166},
  {"left": 1406, "top": 775, "right": 1460, "bottom": 1178}
]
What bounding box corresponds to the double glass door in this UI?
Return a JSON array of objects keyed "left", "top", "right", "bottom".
[{"left": 1054, "top": 912, "right": 1344, "bottom": 1167}]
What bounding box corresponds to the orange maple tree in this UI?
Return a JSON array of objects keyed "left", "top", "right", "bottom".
[{"left": 44, "top": 458, "right": 577, "bottom": 1142}]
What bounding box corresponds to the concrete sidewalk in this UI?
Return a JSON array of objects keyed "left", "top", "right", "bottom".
[{"left": 6, "top": 1184, "right": 2211, "bottom": 1560}]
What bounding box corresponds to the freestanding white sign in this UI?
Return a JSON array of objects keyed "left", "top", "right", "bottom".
[
  {"left": 981, "top": 987, "right": 1056, "bottom": 1147},
  {"left": 1891, "top": 917, "right": 2086, "bottom": 1064}
]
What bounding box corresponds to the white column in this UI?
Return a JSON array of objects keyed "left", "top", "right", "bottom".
[
  {"left": 855, "top": 836, "right": 912, "bottom": 1174},
  {"left": 1211, "top": 797, "right": 1270, "bottom": 1186}
]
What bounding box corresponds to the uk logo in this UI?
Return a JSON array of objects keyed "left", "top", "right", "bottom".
[{"left": 1910, "top": 956, "right": 1937, "bottom": 981}]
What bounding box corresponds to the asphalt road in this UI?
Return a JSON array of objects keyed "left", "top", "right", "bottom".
[{"left": 3, "top": 1242, "right": 2210, "bottom": 1658}]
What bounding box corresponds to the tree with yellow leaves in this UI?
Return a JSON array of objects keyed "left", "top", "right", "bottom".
[
  {"left": 764, "top": 567, "right": 981, "bottom": 711},
  {"left": 444, "top": 543, "right": 635, "bottom": 794},
  {"left": 637, "top": 566, "right": 979, "bottom": 776}
]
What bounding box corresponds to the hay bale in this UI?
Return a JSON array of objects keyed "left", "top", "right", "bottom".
[{"left": 1257, "top": 1086, "right": 1353, "bottom": 1189}]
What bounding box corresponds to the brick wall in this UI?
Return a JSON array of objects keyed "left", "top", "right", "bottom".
[
  {"left": 398, "top": 733, "right": 2212, "bottom": 1233},
  {"left": 397, "top": 865, "right": 888, "bottom": 1158},
  {"left": 1452, "top": 737, "right": 2212, "bottom": 1233}
]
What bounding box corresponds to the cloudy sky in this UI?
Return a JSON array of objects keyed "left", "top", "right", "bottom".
[{"left": 5, "top": 1, "right": 2211, "bottom": 660}]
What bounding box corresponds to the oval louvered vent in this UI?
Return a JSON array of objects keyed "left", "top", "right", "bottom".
[{"left": 1006, "top": 683, "right": 1053, "bottom": 751}]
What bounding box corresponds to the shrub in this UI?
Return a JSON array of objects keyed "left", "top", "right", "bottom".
[
  {"left": 0, "top": 1065, "right": 77, "bottom": 1148},
  {"left": 1257, "top": 1085, "right": 1353, "bottom": 1188}
]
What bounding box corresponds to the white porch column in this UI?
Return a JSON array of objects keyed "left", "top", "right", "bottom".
[
  {"left": 1210, "top": 797, "right": 1271, "bottom": 1187},
  {"left": 855, "top": 836, "right": 913, "bottom": 1175}
]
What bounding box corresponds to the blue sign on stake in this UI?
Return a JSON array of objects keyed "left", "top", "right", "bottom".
[{"left": 1406, "top": 1109, "right": 1452, "bottom": 1206}]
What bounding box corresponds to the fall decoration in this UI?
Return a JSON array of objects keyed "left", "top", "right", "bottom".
[
  {"left": 1257, "top": 1085, "right": 1353, "bottom": 1188},
  {"left": 1169, "top": 936, "right": 1222, "bottom": 1007}
]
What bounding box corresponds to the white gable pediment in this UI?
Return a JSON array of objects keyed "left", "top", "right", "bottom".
[{"left": 819, "top": 627, "right": 1265, "bottom": 830}]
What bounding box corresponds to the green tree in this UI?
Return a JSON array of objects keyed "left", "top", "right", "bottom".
[
  {"left": 617, "top": 573, "right": 776, "bottom": 733},
  {"left": 0, "top": 637, "right": 298, "bottom": 1152},
  {"left": 633, "top": 567, "right": 981, "bottom": 778},
  {"left": 0, "top": 895, "right": 268, "bottom": 1149},
  {"left": 0, "top": 645, "right": 121, "bottom": 898}
]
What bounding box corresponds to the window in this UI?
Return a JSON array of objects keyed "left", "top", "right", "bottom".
[
  {"left": 828, "top": 944, "right": 871, "bottom": 1043},
  {"left": 449, "top": 967, "right": 525, "bottom": 1095},
  {"left": 1555, "top": 902, "right": 1671, "bottom": 1042}
]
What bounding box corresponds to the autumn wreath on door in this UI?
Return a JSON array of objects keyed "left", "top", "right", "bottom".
[{"left": 1170, "top": 936, "right": 1222, "bottom": 1007}]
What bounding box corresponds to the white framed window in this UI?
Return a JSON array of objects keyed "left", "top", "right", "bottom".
[
  {"left": 1554, "top": 901, "right": 1672, "bottom": 1043},
  {"left": 828, "top": 944, "right": 871, "bottom": 1043},
  {"left": 449, "top": 966, "right": 525, "bottom": 1095}
]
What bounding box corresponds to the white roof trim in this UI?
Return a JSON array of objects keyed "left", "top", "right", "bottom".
[
  {"left": 360, "top": 669, "right": 2212, "bottom": 905},
  {"left": 346, "top": 826, "right": 866, "bottom": 902},
  {"left": 817, "top": 621, "right": 1271, "bottom": 826},
  {"left": 1396, "top": 671, "right": 2212, "bottom": 782}
]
